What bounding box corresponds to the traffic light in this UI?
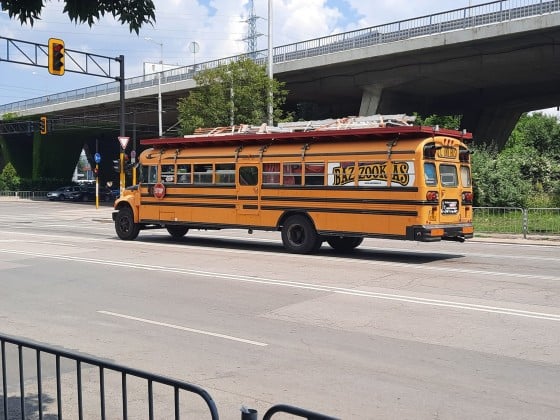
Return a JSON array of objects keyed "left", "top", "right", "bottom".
[
  {"left": 113, "top": 159, "right": 121, "bottom": 173},
  {"left": 93, "top": 167, "right": 99, "bottom": 177},
  {"left": 40, "top": 116, "right": 47, "bottom": 135},
  {"left": 48, "top": 38, "right": 65, "bottom": 76}
]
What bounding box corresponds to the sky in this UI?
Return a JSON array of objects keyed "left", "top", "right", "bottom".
[{"left": 0, "top": 0, "right": 558, "bottom": 116}]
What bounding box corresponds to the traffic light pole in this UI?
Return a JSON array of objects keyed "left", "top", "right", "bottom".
[{"left": 118, "top": 55, "right": 126, "bottom": 195}]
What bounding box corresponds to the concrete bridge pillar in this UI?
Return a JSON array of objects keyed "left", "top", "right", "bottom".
[
  {"left": 359, "top": 85, "right": 384, "bottom": 116},
  {"left": 461, "top": 107, "right": 523, "bottom": 149}
]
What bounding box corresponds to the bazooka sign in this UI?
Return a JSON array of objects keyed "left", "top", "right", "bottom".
[{"left": 328, "top": 161, "right": 415, "bottom": 187}]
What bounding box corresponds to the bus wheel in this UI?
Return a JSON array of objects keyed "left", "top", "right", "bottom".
[
  {"left": 115, "top": 207, "right": 140, "bottom": 240},
  {"left": 327, "top": 236, "right": 363, "bottom": 252},
  {"left": 281, "top": 215, "right": 320, "bottom": 254},
  {"left": 166, "top": 226, "right": 189, "bottom": 239}
]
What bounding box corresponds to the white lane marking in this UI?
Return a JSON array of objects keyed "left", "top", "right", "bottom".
[
  {"left": 98, "top": 311, "right": 268, "bottom": 347},
  {"left": 2, "top": 248, "right": 560, "bottom": 322},
  {"left": 1, "top": 243, "right": 558, "bottom": 282}
]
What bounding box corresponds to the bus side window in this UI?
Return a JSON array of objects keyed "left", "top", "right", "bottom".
[
  {"left": 161, "top": 164, "right": 175, "bottom": 183},
  {"left": 193, "top": 164, "right": 213, "bottom": 184},
  {"left": 177, "top": 164, "right": 192, "bottom": 184},
  {"left": 239, "top": 166, "right": 258, "bottom": 186},
  {"left": 263, "top": 163, "right": 280, "bottom": 184},
  {"left": 216, "top": 163, "right": 235, "bottom": 185},
  {"left": 424, "top": 162, "right": 437, "bottom": 186},
  {"left": 142, "top": 165, "right": 157, "bottom": 184},
  {"left": 283, "top": 163, "right": 301, "bottom": 185},
  {"left": 305, "top": 162, "right": 325, "bottom": 185}
]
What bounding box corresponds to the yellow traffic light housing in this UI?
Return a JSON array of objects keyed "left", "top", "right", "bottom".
[
  {"left": 40, "top": 116, "right": 47, "bottom": 135},
  {"left": 48, "top": 38, "right": 65, "bottom": 76}
]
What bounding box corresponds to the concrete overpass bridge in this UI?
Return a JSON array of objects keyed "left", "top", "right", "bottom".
[{"left": 1, "top": 0, "right": 560, "bottom": 182}]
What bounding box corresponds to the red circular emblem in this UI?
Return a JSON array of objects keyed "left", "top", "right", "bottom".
[{"left": 153, "top": 182, "right": 166, "bottom": 199}]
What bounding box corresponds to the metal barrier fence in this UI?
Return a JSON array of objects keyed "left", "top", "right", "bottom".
[
  {"left": 1, "top": 0, "right": 559, "bottom": 115},
  {"left": 0, "top": 191, "right": 48, "bottom": 201},
  {"left": 473, "top": 207, "right": 560, "bottom": 238},
  {"left": 1, "top": 333, "right": 339, "bottom": 420},
  {"left": 0, "top": 332, "right": 219, "bottom": 419}
]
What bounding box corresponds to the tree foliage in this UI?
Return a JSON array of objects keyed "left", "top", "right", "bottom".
[
  {"left": 471, "top": 113, "right": 560, "bottom": 207},
  {"left": 1, "top": 0, "right": 156, "bottom": 34},
  {"left": 414, "top": 114, "right": 462, "bottom": 130},
  {"left": 177, "top": 58, "right": 291, "bottom": 135},
  {"left": 0, "top": 162, "right": 21, "bottom": 191}
]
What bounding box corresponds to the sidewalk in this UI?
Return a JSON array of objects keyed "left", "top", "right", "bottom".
[{"left": 472, "top": 233, "right": 560, "bottom": 246}]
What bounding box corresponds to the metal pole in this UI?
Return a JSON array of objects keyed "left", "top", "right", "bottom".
[
  {"left": 119, "top": 54, "right": 126, "bottom": 194},
  {"left": 267, "top": 0, "right": 273, "bottom": 126},
  {"left": 132, "top": 110, "right": 137, "bottom": 186},
  {"left": 95, "top": 138, "right": 99, "bottom": 209},
  {"left": 158, "top": 42, "right": 163, "bottom": 137}
]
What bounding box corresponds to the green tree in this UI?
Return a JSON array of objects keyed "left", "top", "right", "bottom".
[
  {"left": 0, "top": 162, "right": 21, "bottom": 191},
  {"left": 414, "top": 114, "right": 462, "bottom": 130},
  {"left": 506, "top": 112, "right": 560, "bottom": 157},
  {"left": 1, "top": 0, "right": 155, "bottom": 34},
  {"left": 177, "top": 58, "right": 291, "bottom": 134}
]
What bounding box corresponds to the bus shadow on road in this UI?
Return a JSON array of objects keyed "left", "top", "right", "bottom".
[{"left": 135, "top": 234, "right": 464, "bottom": 264}]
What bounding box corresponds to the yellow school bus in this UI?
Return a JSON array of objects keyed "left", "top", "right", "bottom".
[{"left": 113, "top": 115, "right": 474, "bottom": 253}]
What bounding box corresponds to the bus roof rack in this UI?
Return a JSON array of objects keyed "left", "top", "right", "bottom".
[
  {"left": 187, "top": 114, "right": 416, "bottom": 138},
  {"left": 141, "top": 114, "right": 472, "bottom": 147}
]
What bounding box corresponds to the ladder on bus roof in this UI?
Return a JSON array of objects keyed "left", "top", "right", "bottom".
[{"left": 186, "top": 114, "right": 416, "bottom": 138}]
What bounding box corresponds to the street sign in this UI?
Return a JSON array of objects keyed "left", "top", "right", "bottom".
[
  {"left": 153, "top": 182, "right": 166, "bottom": 199},
  {"left": 94, "top": 152, "right": 101, "bottom": 163},
  {"left": 118, "top": 136, "right": 130, "bottom": 149},
  {"left": 130, "top": 150, "right": 136, "bottom": 164}
]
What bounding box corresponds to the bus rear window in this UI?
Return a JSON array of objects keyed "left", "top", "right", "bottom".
[
  {"left": 440, "top": 165, "right": 458, "bottom": 187},
  {"left": 424, "top": 163, "right": 437, "bottom": 186},
  {"left": 461, "top": 166, "right": 472, "bottom": 187}
]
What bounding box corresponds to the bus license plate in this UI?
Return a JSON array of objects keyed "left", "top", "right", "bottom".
[{"left": 442, "top": 200, "right": 458, "bottom": 214}]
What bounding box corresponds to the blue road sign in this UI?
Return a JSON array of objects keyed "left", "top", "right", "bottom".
[{"left": 94, "top": 152, "right": 101, "bottom": 164}]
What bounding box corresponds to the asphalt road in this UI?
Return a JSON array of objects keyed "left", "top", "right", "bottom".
[{"left": 0, "top": 201, "right": 559, "bottom": 419}]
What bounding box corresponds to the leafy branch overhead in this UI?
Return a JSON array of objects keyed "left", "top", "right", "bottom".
[{"left": 1, "top": 0, "right": 156, "bottom": 34}]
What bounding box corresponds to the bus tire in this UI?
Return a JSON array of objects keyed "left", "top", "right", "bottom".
[
  {"left": 166, "top": 225, "right": 189, "bottom": 238},
  {"left": 115, "top": 207, "right": 140, "bottom": 240},
  {"left": 281, "top": 215, "right": 320, "bottom": 254},
  {"left": 327, "top": 236, "right": 363, "bottom": 252}
]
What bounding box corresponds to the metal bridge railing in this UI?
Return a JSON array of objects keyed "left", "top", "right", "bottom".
[{"left": 1, "top": 0, "right": 559, "bottom": 115}]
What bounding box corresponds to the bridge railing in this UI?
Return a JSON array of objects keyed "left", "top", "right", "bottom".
[{"left": 1, "top": 0, "right": 559, "bottom": 115}]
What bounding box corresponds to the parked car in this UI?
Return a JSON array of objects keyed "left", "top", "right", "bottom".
[
  {"left": 73, "top": 185, "right": 115, "bottom": 202},
  {"left": 46, "top": 186, "right": 81, "bottom": 201}
]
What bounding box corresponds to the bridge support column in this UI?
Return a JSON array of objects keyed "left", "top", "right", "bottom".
[
  {"left": 359, "top": 85, "right": 383, "bottom": 116},
  {"left": 462, "top": 107, "right": 523, "bottom": 149}
]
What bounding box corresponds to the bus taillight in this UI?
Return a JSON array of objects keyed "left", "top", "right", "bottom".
[
  {"left": 462, "top": 191, "right": 473, "bottom": 204},
  {"left": 426, "top": 191, "right": 439, "bottom": 202}
]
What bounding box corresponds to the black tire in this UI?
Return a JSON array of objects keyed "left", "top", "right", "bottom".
[
  {"left": 281, "top": 215, "right": 320, "bottom": 254},
  {"left": 326, "top": 236, "right": 364, "bottom": 252},
  {"left": 166, "top": 225, "right": 189, "bottom": 239},
  {"left": 59, "top": 194, "right": 65, "bottom": 201},
  {"left": 115, "top": 207, "right": 140, "bottom": 240}
]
